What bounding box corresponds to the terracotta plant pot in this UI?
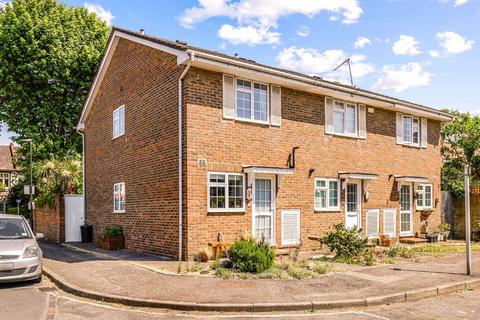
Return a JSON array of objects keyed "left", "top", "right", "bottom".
[
  {"left": 384, "top": 238, "right": 393, "bottom": 247},
  {"left": 97, "top": 235, "right": 125, "bottom": 250}
]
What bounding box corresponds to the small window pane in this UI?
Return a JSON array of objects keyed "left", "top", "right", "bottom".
[
  {"left": 209, "top": 186, "right": 226, "bottom": 209},
  {"left": 412, "top": 118, "right": 419, "bottom": 144},
  {"left": 425, "top": 185, "right": 432, "bottom": 207},
  {"left": 253, "top": 83, "right": 268, "bottom": 122},
  {"left": 346, "top": 105, "right": 356, "bottom": 134},
  {"left": 333, "top": 110, "right": 345, "bottom": 134},
  {"left": 315, "top": 190, "right": 327, "bottom": 209},
  {"left": 228, "top": 175, "right": 244, "bottom": 208},
  {"left": 237, "top": 79, "right": 251, "bottom": 90},
  {"left": 329, "top": 181, "right": 338, "bottom": 207},
  {"left": 209, "top": 174, "right": 225, "bottom": 183},
  {"left": 403, "top": 117, "right": 412, "bottom": 143},
  {"left": 236, "top": 91, "right": 252, "bottom": 119},
  {"left": 316, "top": 180, "right": 326, "bottom": 188}
]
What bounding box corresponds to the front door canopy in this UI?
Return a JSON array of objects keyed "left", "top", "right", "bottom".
[
  {"left": 338, "top": 172, "right": 379, "bottom": 180},
  {"left": 394, "top": 175, "right": 429, "bottom": 183},
  {"left": 243, "top": 166, "right": 294, "bottom": 175}
]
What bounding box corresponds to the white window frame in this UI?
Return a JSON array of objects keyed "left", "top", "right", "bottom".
[
  {"left": 416, "top": 183, "right": 433, "bottom": 210},
  {"left": 234, "top": 78, "right": 270, "bottom": 124},
  {"left": 113, "top": 105, "right": 125, "bottom": 139},
  {"left": 402, "top": 115, "right": 419, "bottom": 145},
  {"left": 0, "top": 173, "right": 10, "bottom": 189},
  {"left": 207, "top": 172, "right": 245, "bottom": 213},
  {"left": 314, "top": 178, "right": 340, "bottom": 212},
  {"left": 333, "top": 100, "right": 357, "bottom": 137},
  {"left": 113, "top": 182, "right": 125, "bottom": 213}
]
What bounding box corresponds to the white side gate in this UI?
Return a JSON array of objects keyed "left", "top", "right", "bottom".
[{"left": 64, "top": 195, "right": 84, "bottom": 242}]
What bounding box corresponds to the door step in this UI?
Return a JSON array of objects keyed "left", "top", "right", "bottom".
[{"left": 399, "top": 237, "right": 428, "bottom": 245}]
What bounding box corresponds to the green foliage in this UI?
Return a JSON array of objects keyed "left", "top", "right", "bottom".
[
  {"left": 0, "top": 0, "right": 109, "bottom": 164},
  {"left": 34, "top": 155, "right": 82, "bottom": 207},
  {"left": 102, "top": 225, "right": 123, "bottom": 238},
  {"left": 441, "top": 110, "right": 480, "bottom": 196},
  {"left": 228, "top": 238, "right": 275, "bottom": 273},
  {"left": 0, "top": 182, "right": 5, "bottom": 192},
  {"left": 214, "top": 267, "right": 233, "bottom": 279},
  {"left": 320, "top": 224, "right": 368, "bottom": 258}
]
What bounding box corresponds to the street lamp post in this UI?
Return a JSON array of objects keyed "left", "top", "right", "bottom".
[
  {"left": 20, "top": 139, "right": 33, "bottom": 231},
  {"left": 464, "top": 164, "right": 472, "bottom": 276}
]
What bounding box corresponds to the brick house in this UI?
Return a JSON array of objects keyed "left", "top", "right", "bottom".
[
  {"left": 0, "top": 143, "right": 18, "bottom": 213},
  {"left": 77, "top": 28, "right": 453, "bottom": 259}
]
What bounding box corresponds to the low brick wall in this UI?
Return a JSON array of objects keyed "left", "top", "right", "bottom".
[
  {"left": 453, "top": 186, "right": 480, "bottom": 239},
  {"left": 34, "top": 195, "right": 65, "bottom": 243}
]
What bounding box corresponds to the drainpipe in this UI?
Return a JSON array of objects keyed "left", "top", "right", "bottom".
[
  {"left": 76, "top": 124, "right": 86, "bottom": 222},
  {"left": 178, "top": 52, "right": 194, "bottom": 261}
]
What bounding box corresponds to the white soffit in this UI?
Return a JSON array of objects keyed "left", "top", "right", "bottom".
[
  {"left": 338, "top": 172, "right": 379, "bottom": 180},
  {"left": 394, "top": 176, "right": 429, "bottom": 183}
]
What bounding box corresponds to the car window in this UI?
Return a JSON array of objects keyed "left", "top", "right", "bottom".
[{"left": 0, "top": 218, "right": 32, "bottom": 239}]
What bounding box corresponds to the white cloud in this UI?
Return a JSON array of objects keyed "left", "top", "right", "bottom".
[
  {"left": 84, "top": 2, "right": 115, "bottom": 25},
  {"left": 218, "top": 24, "right": 280, "bottom": 45},
  {"left": 297, "top": 26, "right": 310, "bottom": 38},
  {"left": 435, "top": 31, "right": 474, "bottom": 55},
  {"left": 276, "top": 46, "right": 374, "bottom": 84},
  {"left": 354, "top": 36, "right": 371, "bottom": 49},
  {"left": 373, "top": 62, "right": 433, "bottom": 92},
  {"left": 429, "top": 50, "right": 440, "bottom": 58},
  {"left": 454, "top": 0, "right": 469, "bottom": 6},
  {"left": 392, "top": 35, "right": 421, "bottom": 56},
  {"left": 180, "top": 0, "right": 363, "bottom": 45}
]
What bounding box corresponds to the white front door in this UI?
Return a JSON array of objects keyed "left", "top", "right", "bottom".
[
  {"left": 253, "top": 177, "right": 275, "bottom": 244},
  {"left": 345, "top": 182, "right": 361, "bottom": 229},
  {"left": 400, "top": 184, "right": 413, "bottom": 236},
  {"left": 64, "top": 195, "right": 85, "bottom": 242}
]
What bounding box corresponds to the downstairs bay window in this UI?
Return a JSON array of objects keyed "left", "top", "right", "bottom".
[
  {"left": 314, "top": 178, "right": 340, "bottom": 211},
  {"left": 208, "top": 173, "right": 245, "bottom": 212}
]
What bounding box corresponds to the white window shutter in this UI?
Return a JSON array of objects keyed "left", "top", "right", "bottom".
[
  {"left": 358, "top": 104, "right": 367, "bottom": 139},
  {"left": 222, "top": 74, "right": 235, "bottom": 119},
  {"left": 420, "top": 117, "right": 428, "bottom": 148},
  {"left": 383, "top": 209, "right": 396, "bottom": 237},
  {"left": 366, "top": 209, "right": 379, "bottom": 237},
  {"left": 270, "top": 85, "right": 281, "bottom": 126},
  {"left": 281, "top": 209, "right": 300, "bottom": 246},
  {"left": 396, "top": 113, "right": 403, "bottom": 144},
  {"left": 325, "top": 97, "right": 334, "bottom": 134}
]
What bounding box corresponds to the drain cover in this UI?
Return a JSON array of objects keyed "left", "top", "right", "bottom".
[{"left": 37, "top": 286, "right": 57, "bottom": 292}]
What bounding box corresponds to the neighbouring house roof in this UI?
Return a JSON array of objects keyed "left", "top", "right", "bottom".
[
  {"left": 0, "top": 144, "right": 16, "bottom": 171},
  {"left": 78, "top": 27, "right": 454, "bottom": 127}
]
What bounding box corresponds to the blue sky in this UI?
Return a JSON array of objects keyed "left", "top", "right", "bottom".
[{"left": 1, "top": 0, "right": 479, "bottom": 144}]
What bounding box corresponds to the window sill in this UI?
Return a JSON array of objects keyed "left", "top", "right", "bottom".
[
  {"left": 207, "top": 209, "right": 245, "bottom": 214},
  {"left": 113, "top": 210, "right": 125, "bottom": 214},
  {"left": 314, "top": 209, "right": 341, "bottom": 213},
  {"left": 112, "top": 133, "right": 125, "bottom": 140},
  {"left": 399, "top": 142, "right": 422, "bottom": 149},
  {"left": 226, "top": 116, "right": 270, "bottom": 126},
  {"left": 326, "top": 132, "right": 364, "bottom": 140}
]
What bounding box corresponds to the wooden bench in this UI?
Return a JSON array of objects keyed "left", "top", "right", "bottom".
[{"left": 208, "top": 242, "right": 232, "bottom": 257}]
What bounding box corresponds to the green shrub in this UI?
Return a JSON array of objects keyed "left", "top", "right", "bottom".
[
  {"left": 228, "top": 238, "right": 275, "bottom": 273},
  {"left": 102, "top": 225, "right": 123, "bottom": 237},
  {"left": 320, "top": 224, "right": 368, "bottom": 258}
]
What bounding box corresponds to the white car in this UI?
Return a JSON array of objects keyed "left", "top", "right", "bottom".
[{"left": 0, "top": 214, "right": 43, "bottom": 283}]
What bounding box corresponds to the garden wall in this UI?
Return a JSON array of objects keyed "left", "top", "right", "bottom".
[
  {"left": 453, "top": 185, "right": 480, "bottom": 239},
  {"left": 34, "top": 195, "right": 65, "bottom": 243}
]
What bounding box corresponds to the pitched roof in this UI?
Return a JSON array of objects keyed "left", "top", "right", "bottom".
[
  {"left": 0, "top": 144, "right": 16, "bottom": 171},
  {"left": 78, "top": 27, "right": 453, "bottom": 126}
]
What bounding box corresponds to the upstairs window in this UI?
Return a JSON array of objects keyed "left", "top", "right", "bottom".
[
  {"left": 333, "top": 101, "right": 357, "bottom": 135},
  {"left": 416, "top": 184, "right": 433, "bottom": 210},
  {"left": 113, "top": 105, "right": 125, "bottom": 138},
  {"left": 314, "top": 178, "right": 340, "bottom": 211},
  {"left": 403, "top": 115, "right": 419, "bottom": 145},
  {"left": 208, "top": 173, "right": 245, "bottom": 212},
  {"left": 113, "top": 182, "right": 125, "bottom": 213},
  {"left": 0, "top": 173, "right": 9, "bottom": 188},
  {"left": 236, "top": 79, "right": 269, "bottom": 123}
]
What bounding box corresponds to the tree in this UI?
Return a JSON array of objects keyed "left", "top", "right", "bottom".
[
  {"left": 441, "top": 110, "right": 480, "bottom": 197},
  {"left": 0, "top": 0, "right": 109, "bottom": 163}
]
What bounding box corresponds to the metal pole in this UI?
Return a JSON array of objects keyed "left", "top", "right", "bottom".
[
  {"left": 29, "top": 142, "right": 34, "bottom": 233},
  {"left": 464, "top": 164, "right": 472, "bottom": 275}
]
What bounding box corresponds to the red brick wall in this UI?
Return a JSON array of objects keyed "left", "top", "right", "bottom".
[
  {"left": 183, "top": 68, "right": 443, "bottom": 259},
  {"left": 34, "top": 195, "right": 64, "bottom": 243},
  {"left": 84, "top": 38, "right": 183, "bottom": 257}
]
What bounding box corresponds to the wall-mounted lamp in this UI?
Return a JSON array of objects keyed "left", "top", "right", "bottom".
[
  {"left": 364, "top": 191, "right": 370, "bottom": 201},
  {"left": 308, "top": 168, "right": 315, "bottom": 178},
  {"left": 246, "top": 184, "right": 253, "bottom": 201}
]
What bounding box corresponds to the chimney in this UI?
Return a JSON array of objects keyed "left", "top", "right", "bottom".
[{"left": 140, "top": 28, "right": 145, "bottom": 35}]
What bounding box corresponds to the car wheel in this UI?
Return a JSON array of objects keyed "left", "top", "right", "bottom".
[{"left": 32, "top": 274, "right": 42, "bottom": 284}]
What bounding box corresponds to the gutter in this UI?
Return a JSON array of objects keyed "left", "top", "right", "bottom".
[
  {"left": 76, "top": 124, "right": 86, "bottom": 220},
  {"left": 178, "top": 52, "right": 194, "bottom": 261},
  {"left": 186, "top": 49, "right": 452, "bottom": 121}
]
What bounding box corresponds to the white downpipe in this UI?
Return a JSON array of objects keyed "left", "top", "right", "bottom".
[
  {"left": 178, "top": 52, "right": 194, "bottom": 261},
  {"left": 76, "top": 126, "right": 86, "bottom": 216}
]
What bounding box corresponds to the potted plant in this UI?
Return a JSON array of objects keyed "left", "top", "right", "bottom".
[
  {"left": 419, "top": 208, "right": 434, "bottom": 219},
  {"left": 437, "top": 223, "right": 450, "bottom": 241},
  {"left": 97, "top": 225, "right": 125, "bottom": 250}
]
